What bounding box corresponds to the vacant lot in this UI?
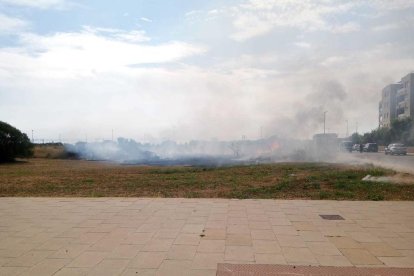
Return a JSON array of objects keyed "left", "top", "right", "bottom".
[{"left": 1, "top": 158, "right": 414, "bottom": 200}]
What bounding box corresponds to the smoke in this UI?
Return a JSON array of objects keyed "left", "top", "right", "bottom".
[
  {"left": 65, "top": 138, "right": 159, "bottom": 163},
  {"left": 65, "top": 133, "right": 345, "bottom": 166},
  {"left": 64, "top": 78, "right": 353, "bottom": 165},
  {"left": 265, "top": 80, "right": 347, "bottom": 138}
]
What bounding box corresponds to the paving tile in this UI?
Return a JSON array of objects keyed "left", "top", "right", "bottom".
[
  {"left": 128, "top": 252, "right": 166, "bottom": 268},
  {"left": 37, "top": 237, "right": 72, "bottom": 251},
  {"left": 4, "top": 250, "right": 54, "bottom": 267},
  {"left": 276, "top": 235, "right": 306, "bottom": 248},
  {"left": 398, "top": 249, "right": 414, "bottom": 257},
  {"left": 348, "top": 231, "right": 382, "bottom": 243},
  {"left": 0, "top": 256, "right": 13, "bottom": 266},
  {"left": 272, "top": 226, "right": 298, "bottom": 235},
  {"left": 156, "top": 260, "right": 191, "bottom": 276},
  {"left": 191, "top": 253, "right": 224, "bottom": 269},
  {"left": 154, "top": 229, "right": 180, "bottom": 239},
  {"left": 187, "top": 269, "right": 217, "bottom": 276},
  {"left": 254, "top": 253, "right": 286, "bottom": 264},
  {"left": 137, "top": 224, "right": 161, "bottom": 233},
  {"left": 328, "top": 236, "right": 362, "bottom": 249},
  {"left": 88, "top": 259, "right": 130, "bottom": 276},
  {"left": 306, "top": 241, "right": 342, "bottom": 256},
  {"left": 0, "top": 266, "right": 29, "bottom": 276},
  {"left": 361, "top": 242, "right": 401, "bottom": 257},
  {"left": 197, "top": 240, "right": 225, "bottom": 253},
  {"left": 299, "top": 231, "right": 327, "bottom": 242},
  {"left": 142, "top": 239, "right": 174, "bottom": 252},
  {"left": 21, "top": 258, "right": 71, "bottom": 276},
  {"left": 74, "top": 233, "right": 106, "bottom": 246},
  {"left": 252, "top": 240, "right": 281, "bottom": 254},
  {"left": 123, "top": 232, "right": 154, "bottom": 245},
  {"left": 120, "top": 268, "right": 157, "bottom": 275},
  {"left": 316, "top": 255, "right": 353, "bottom": 266},
  {"left": 367, "top": 228, "right": 400, "bottom": 238},
  {"left": 378, "top": 256, "right": 414, "bottom": 268},
  {"left": 67, "top": 251, "right": 108, "bottom": 268},
  {"left": 251, "top": 230, "right": 275, "bottom": 240},
  {"left": 227, "top": 224, "right": 250, "bottom": 234},
  {"left": 205, "top": 221, "right": 226, "bottom": 229},
  {"left": 292, "top": 221, "right": 317, "bottom": 231},
  {"left": 269, "top": 218, "right": 292, "bottom": 226},
  {"left": 249, "top": 221, "right": 272, "bottom": 230},
  {"left": 49, "top": 244, "right": 90, "bottom": 259},
  {"left": 182, "top": 224, "right": 204, "bottom": 234},
  {"left": 3, "top": 198, "right": 414, "bottom": 275},
  {"left": 225, "top": 234, "right": 252, "bottom": 246},
  {"left": 340, "top": 248, "right": 382, "bottom": 265},
  {"left": 382, "top": 237, "right": 414, "bottom": 250},
  {"left": 107, "top": 244, "right": 142, "bottom": 259},
  {"left": 202, "top": 229, "right": 226, "bottom": 240},
  {"left": 53, "top": 267, "right": 90, "bottom": 276},
  {"left": 318, "top": 226, "right": 346, "bottom": 237},
  {"left": 225, "top": 246, "right": 255, "bottom": 262},
  {"left": 282, "top": 247, "right": 318, "bottom": 264},
  {"left": 167, "top": 245, "right": 197, "bottom": 260},
  {"left": 174, "top": 234, "right": 200, "bottom": 245},
  {"left": 228, "top": 217, "right": 248, "bottom": 225}
]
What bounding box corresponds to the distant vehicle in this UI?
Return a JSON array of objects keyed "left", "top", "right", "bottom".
[
  {"left": 352, "top": 144, "right": 360, "bottom": 152},
  {"left": 385, "top": 143, "right": 407, "bottom": 155},
  {"left": 340, "top": 141, "right": 353, "bottom": 152},
  {"left": 363, "top": 143, "right": 378, "bottom": 152}
]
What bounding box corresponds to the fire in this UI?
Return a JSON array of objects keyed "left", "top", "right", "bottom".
[{"left": 270, "top": 142, "right": 280, "bottom": 151}]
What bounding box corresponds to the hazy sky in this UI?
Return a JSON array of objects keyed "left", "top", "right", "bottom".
[{"left": 0, "top": 0, "right": 413, "bottom": 142}]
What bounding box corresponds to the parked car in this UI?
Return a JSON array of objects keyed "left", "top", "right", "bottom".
[
  {"left": 352, "top": 144, "right": 360, "bottom": 152},
  {"left": 385, "top": 143, "right": 407, "bottom": 155},
  {"left": 363, "top": 143, "right": 378, "bottom": 152}
]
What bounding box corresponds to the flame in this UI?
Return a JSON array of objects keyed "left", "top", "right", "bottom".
[{"left": 270, "top": 142, "right": 280, "bottom": 151}]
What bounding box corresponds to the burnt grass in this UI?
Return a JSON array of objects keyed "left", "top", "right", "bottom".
[{"left": 1, "top": 159, "right": 413, "bottom": 200}]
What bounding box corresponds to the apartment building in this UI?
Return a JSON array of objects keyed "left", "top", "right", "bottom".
[{"left": 379, "top": 72, "right": 414, "bottom": 128}]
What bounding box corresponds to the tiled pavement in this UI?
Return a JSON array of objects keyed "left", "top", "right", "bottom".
[{"left": 0, "top": 198, "right": 413, "bottom": 275}]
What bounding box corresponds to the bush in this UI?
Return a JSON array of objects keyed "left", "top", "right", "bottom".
[{"left": 0, "top": 121, "right": 33, "bottom": 162}]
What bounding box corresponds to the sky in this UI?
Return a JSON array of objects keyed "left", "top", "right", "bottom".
[{"left": 0, "top": 0, "right": 413, "bottom": 143}]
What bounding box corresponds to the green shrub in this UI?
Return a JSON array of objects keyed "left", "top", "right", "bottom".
[{"left": 0, "top": 121, "right": 33, "bottom": 162}]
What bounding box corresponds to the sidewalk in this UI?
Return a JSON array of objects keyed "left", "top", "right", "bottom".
[{"left": 0, "top": 198, "right": 413, "bottom": 275}]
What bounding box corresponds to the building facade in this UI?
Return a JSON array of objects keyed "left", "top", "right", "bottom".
[{"left": 379, "top": 72, "right": 414, "bottom": 128}]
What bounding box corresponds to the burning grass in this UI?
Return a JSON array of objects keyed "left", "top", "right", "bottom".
[{"left": 1, "top": 158, "right": 413, "bottom": 200}]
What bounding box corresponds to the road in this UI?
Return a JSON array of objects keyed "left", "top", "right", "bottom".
[{"left": 338, "top": 151, "right": 414, "bottom": 174}]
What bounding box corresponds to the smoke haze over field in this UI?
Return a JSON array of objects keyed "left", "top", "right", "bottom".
[{"left": 0, "top": 0, "right": 414, "bottom": 142}]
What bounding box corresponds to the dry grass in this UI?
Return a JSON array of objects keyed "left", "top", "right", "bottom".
[
  {"left": 1, "top": 158, "right": 414, "bottom": 200},
  {"left": 33, "top": 144, "right": 67, "bottom": 159}
]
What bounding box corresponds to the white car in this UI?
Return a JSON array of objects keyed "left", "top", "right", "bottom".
[{"left": 385, "top": 143, "right": 407, "bottom": 155}]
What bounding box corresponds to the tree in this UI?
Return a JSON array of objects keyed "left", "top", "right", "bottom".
[
  {"left": 0, "top": 121, "right": 33, "bottom": 162},
  {"left": 350, "top": 132, "right": 362, "bottom": 144},
  {"left": 390, "top": 117, "right": 413, "bottom": 145},
  {"left": 358, "top": 117, "right": 414, "bottom": 146}
]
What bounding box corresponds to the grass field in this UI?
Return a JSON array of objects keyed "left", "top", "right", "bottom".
[{"left": 1, "top": 158, "right": 414, "bottom": 200}]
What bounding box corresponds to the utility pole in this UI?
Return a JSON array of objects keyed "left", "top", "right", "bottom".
[
  {"left": 356, "top": 121, "right": 358, "bottom": 134},
  {"left": 31, "top": 130, "right": 34, "bottom": 143},
  {"left": 323, "top": 111, "right": 328, "bottom": 134}
]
